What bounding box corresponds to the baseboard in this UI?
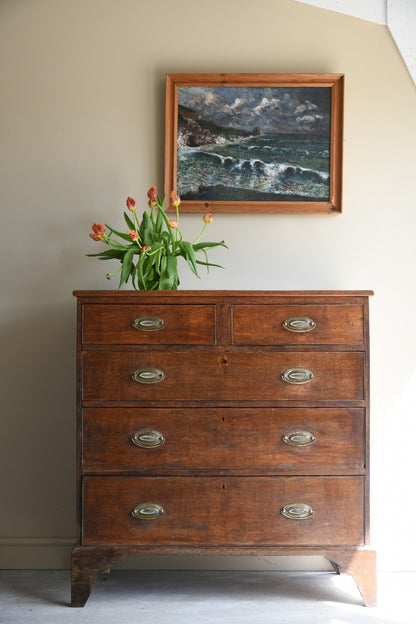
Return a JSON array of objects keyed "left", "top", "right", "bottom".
[{"left": 0, "top": 538, "right": 74, "bottom": 569}]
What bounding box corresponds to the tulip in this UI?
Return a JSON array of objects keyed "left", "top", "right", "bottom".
[
  {"left": 170, "top": 191, "right": 180, "bottom": 207},
  {"left": 147, "top": 187, "right": 157, "bottom": 202},
  {"left": 203, "top": 213, "right": 214, "bottom": 224},
  {"left": 129, "top": 229, "right": 140, "bottom": 242},
  {"left": 126, "top": 197, "right": 136, "bottom": 211},
  {"left": 168, "top": 219, "right": 178, "bottom": 229},
  {"left": 141, "top": 245, "right": 151, "bottom": 253},
  {"left": 89, "top": 223, "right": 105, "bottom": 240}
]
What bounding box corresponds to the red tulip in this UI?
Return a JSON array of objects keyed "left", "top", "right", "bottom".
[
  {"left": 126, "top": 197, "right": 136, "bottom": 211},
  {"left": 147, "top": 187, "right": 157, "bottom": 201}
]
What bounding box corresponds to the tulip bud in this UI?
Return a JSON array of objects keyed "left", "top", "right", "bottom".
[
  {"left": 168, "top": 219, "right": 178, "bottom": 229},
  {"left": 170, "top": 191, "right": 180, "bottom": 207},
  {"left": 126, "top": 197, "right": 136, "bottom": 211},
  {"left": 147, "top": 187, "right": 158, "bottom": 202},
  {"left": 141, "top": 245, "right": 151, "bottom": 253},
  {"left": 203, "top": 213, "right": 214, "bottom": 224}
]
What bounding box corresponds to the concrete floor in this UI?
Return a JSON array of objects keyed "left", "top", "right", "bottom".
[{"left": 0, "top": 570, "right": 415, "bottom": 624}]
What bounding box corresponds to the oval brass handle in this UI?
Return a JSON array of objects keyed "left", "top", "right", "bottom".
[
  {"left": 282, "top": 368, "right": 314, "bottom": 384},
  {"left": 132, "top": 367, "right": 165, "bottom": 384},
  {"left": 282, "top": 317, "right": 316, "bottom": 333},
  {"left": 282, "top": 431, "right": 316, "bottom": 446},
  {"left": 132, "top": 315, "right": 165, "bottom": 331},
  {"left": 281, "top": 503, "right": 314, "bottom": 520},
  {"left": 131, "top": 503, "right": 165, "bottom": 520},
  {"left": 131, "top": 429, "right": 165, "bottom": 448}
]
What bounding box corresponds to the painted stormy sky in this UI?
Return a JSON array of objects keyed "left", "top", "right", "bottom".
[{"left": 178, "top": 86, "right": 331, "bottom": 135}]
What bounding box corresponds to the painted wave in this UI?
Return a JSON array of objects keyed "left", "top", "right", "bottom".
[{"left": 177, "top": 133, "right": 330, "bottom": 200}]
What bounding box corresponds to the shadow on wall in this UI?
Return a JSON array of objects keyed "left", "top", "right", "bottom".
[{"left": 1, "top": 302, "right": 77, "bottom": 537}]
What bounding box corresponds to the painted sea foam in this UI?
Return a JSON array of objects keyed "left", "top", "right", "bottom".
[{"left": 177, "top": 133, "right": 330, "bottom": 201}]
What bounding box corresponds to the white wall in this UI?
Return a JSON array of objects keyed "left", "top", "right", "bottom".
[{"left": 0, "top": 0, "right": 415, "bottom": 572}]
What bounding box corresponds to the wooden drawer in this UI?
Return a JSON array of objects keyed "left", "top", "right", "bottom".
[
  {"left": 82, "top": 351, "right": 364, "bottom": 402},
  {"left": 82, "top": 407, "right": 365, "bottom": 472},
  {"left": 82, "top": 476, "right": 364, "bottom": 546},
  {"left": 232, "top": 304, "right": 364, "bottom": 345},
  {"left": 81, "top": 304, "right": 216, "bottom": 344}
]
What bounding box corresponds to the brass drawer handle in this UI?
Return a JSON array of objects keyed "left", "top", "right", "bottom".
[
  {"left": 132, "top": 367, "right": 165, "bottom": 384},
  {"left": 282, "top": 368, "right": 314, "bottom": 384},
  {"left": 131, "top": 429, "right": 165, "bottom": 448},
  {"left": 131, "top": 503, "right": 165, "bottom": 520},
  {"left": 281, "top": 503, "right": 314, "bottom": 520},
  {"left": 282, "top": 431, "right": 315, "bottom": 446},
  {"left": 282, "top": 317, "right": 316, "bottom": 333},
  {"left": 132, "top": 315, "right": 165, "bottom": 331}
]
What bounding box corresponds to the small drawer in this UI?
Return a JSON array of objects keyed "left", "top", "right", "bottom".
[
  {"left": 82, "top": 407, "right": 365, "bottom": 472},
  {"left": 232, "top": 304, "right": 364, "bottom": 345},
  {"left": 82, "top": 476, "right": 364, "bottom": 546},
  {"left": 81, "top": 351, "right": 364, "bottom": 402},
  {"left": 81, "top": 304, "right": 216, "bottom": 344}
]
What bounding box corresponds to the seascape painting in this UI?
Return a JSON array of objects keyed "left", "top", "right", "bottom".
[{"left": 176, "top": 86, "right": 332, "bottom": 202}]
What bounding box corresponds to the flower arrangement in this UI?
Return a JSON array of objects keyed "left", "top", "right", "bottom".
[{"left": 88, "top": 187, "right": 227, "bottom": 290}]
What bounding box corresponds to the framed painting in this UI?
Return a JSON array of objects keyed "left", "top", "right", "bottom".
[{"left": 164, "top": 73, "right": 344, "bottom": 214}]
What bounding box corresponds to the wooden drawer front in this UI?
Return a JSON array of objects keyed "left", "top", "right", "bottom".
[
  {"left": 82, "top": 476, "right": 364, "bottom": 546},
  {"left": 232, "top": 304, "right": 364, "bottom": 345},
  {"left": 82, "top": 351, "right": 364, "bottom": 402},
  {"left": 82, "top": 408, "right": 364, "bottom": 471},
  {"left": 81, "top": 304, "right": 216, "bottom": 344}
]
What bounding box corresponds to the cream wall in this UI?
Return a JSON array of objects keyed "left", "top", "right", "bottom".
[{"left": 0, "top": 0, "right": 415, "bottom": 572}]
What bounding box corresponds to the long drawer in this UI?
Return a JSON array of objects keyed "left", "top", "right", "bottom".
[
  {"left": 232, "top": 304, "right": 364, "bottom": 345},
  {"left": 82, "top": 351, "right": 365, "bottom": 402},
  {"left": 82, "top": 407, "right": 365, "bottom": 471},
  {"left": 81, "top": 304, "right": 216, "bottom": 345},
  {"left": 82, "top": 476, "right": 364, "bottom": 546}
]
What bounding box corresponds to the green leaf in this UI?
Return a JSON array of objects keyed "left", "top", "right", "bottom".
[
  {"left": 87, "top": 249, "right": 124, "bottom": 259},
  {"left": 193, "top": 240, "right": 228, "bottom": 251},
  {"left": 195, "top": 259, "right": 225, "bottom": 269},
  {"left": 179, "top": 241, "right": 199, "bottom": 277},
  {"left": 159, "top": 255, "right": 178, "bottom": 289},
  {"left": 105, "top": 225, "right": 132, "bottom": 242},
  {"left": 123, "top": 211, "right": 135, "bottom": 230},
  {"left": 118, "top": 248, "right": 135, "bottom": 289},
  {"left": 106, "top": 238, "right": 132, "bottom": 251}
]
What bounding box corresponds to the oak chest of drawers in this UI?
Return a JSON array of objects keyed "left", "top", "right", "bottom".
[{"left": 71, "top": 290, "right": 376, "bottom": 606}]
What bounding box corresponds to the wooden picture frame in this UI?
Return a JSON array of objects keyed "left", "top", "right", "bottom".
[{"left": 164, "top": 73, "right": 344, "bottom": 214}]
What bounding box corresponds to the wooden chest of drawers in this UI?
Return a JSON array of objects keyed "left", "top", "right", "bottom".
[{"left": 71, "top": 290, "right": 375, "bottom": 606}]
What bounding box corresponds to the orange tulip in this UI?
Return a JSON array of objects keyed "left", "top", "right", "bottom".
[
  {"left": 89, "top": 223, "right": 106, "bottom": 240},
  {"left": 203, "top": 213, "right": 214, "bottom": 224},
  {"left": 168, "top": 219, "right": 178, "bottom": 229},
  {"left": 129, "top": 229, "right": 140, "bottom": 242},
  {"left": 141, "top": 245, "right": 151, "bottom": 253},
  {"left": 170, "top": 191, "right": 180, "bottom": 207}
]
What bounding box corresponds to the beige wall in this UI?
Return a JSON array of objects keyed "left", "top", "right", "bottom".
[{"left": 0, "top": 0, "right": 415, "bottom": 571}]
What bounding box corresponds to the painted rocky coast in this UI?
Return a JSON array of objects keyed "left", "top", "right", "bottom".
[{"left": 176, "top": 86, "right": 332, "bottom": 202}]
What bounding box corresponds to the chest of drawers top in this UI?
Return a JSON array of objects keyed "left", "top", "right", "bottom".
[{"left": 74, "top": 290, "right": 372, "bottom": 348}]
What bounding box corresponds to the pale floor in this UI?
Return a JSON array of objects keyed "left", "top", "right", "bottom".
[{"left": 0, "top": 570, "right": 415, "bottom": 624}]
